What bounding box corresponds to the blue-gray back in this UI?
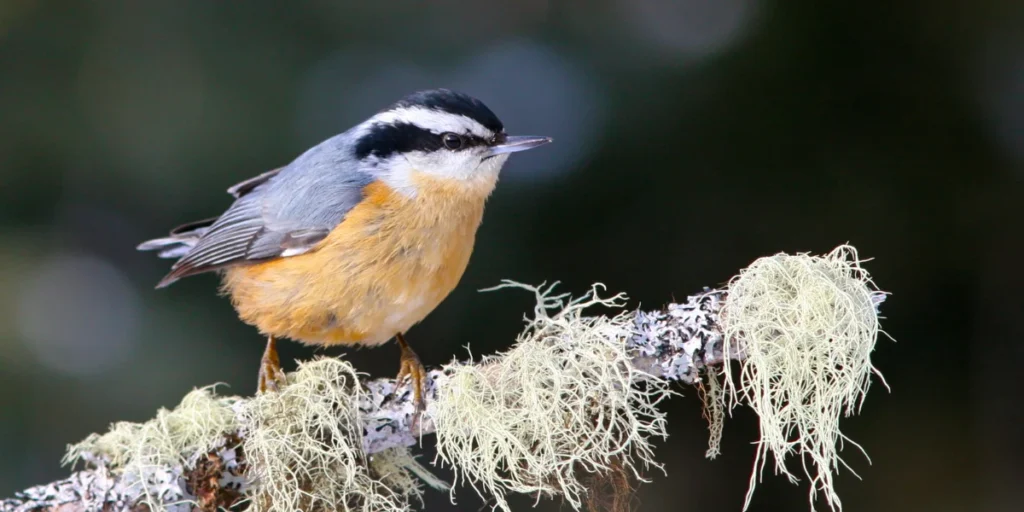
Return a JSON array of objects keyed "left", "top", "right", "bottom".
[{"left": 147, "top": 131, "right": 374, "bottom": 286}]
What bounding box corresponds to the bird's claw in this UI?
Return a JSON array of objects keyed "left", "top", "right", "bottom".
[
  {"left": 258, "top": 336, "right": 287, "bottom": 394},
  {"left": 395, "top": 334, "right": 427, "bottom": 414}
]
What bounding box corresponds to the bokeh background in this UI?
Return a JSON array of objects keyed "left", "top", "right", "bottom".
[{"left": 2, "top": 1, "right": 1022, "bottom": 511}]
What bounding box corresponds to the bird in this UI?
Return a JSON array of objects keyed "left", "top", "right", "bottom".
[{"left": 137, "top": 88, "right": 552, "bottom": 405}]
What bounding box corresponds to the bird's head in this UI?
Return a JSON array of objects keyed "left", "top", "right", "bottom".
[{"left": 353, "top": 88, "right": 552, "bottom": 196}]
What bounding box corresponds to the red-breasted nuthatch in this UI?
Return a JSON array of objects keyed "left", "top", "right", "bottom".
[{"left": 138, "top": 89, "right": 552, "bottom": 404}]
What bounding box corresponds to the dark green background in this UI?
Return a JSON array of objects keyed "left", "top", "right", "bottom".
[{"left": 1, "top": 2, "right": 1022, "bottom": 511}]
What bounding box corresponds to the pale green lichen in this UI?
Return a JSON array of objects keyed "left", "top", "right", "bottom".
[
  {"left": 701, "top": 368, "right": 725, "bottom": 460},
  {"left": 63, "top": 384, "right": 241, "bottom": 510},
  {"left": 716, "top": 244, "right": 889, "bottom": 512},
  {"left": 369, "top": 447, "right": 449, "bottom": 505},
  {"left": 237, "top": 357, "right": 415, "bottom": 512},
  {"left": 63, "top": 359, "right": 422, "bottom": 512},
  {"left": 431, "top": 282, "right": 672, "bottom": 512}
]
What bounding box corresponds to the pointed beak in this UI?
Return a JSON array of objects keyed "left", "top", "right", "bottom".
[{"left": 486, "top": 135, "right": 553, "bottom": 157}]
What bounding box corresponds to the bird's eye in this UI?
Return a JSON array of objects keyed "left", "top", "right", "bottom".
[{"left": 442, "top": 132, "right": 464, "bottom": 150}]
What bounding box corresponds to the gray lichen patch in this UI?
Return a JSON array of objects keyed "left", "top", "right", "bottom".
[{"left": 629, "top": 289, "right": 726, "bottom": 382}]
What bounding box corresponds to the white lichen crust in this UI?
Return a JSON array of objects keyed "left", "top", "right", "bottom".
[
  {"left": 360, "top": 368, "right": 444, "bottom": 455},
  {"left": 629, "top": 289, "right": 729, "bottom": 382},
  {"left": 1, "top": 466, "right": 172, "bottom": 512}
]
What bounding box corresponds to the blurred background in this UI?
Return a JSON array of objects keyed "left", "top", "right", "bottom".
[{"left": 1, "top": 1, "right": 1022, "bottom": 511}]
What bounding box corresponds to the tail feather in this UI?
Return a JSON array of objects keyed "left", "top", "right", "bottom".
[
  {"left": 138, "top": 217, "right": 218, "bottom": 287},
  {"left": 136, "top": 237, "right": 196, "bottom": 259}
]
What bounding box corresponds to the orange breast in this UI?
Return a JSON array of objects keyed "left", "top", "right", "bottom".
[{"left": 221, "top": 175, "right": 490, "bottom": 346}]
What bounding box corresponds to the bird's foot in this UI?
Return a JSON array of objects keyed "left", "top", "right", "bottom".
[
  {"left": 395, "top": 333, "right": 427, "bottom": 414},
  {"left": 258, "top": 336, "right": 287, "bottom": 394}
]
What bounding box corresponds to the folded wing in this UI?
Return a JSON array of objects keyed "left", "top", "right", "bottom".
[{"left": 138, "top": 163, "right": 371, "bottom": 288}]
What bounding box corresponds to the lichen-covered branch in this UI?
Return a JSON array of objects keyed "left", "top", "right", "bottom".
[
  {"left": 2, "top": 245, "right": 888, "bottom": 512},
  {"left": 2, "top": 290, "right": 731, "bottom": 512},
  {"left": 361, "top": 288, "right": 730, "bottom": 456}
]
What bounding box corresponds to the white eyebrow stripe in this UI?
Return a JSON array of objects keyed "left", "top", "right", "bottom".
[{"left": 371, "top": 106, "right": 492, "bottom": 139}]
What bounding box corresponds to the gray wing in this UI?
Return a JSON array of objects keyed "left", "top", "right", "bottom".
[{"left": 139, "top": 134, "right": 374, "bottom": 288}]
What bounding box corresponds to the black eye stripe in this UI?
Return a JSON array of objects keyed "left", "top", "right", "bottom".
[
  {"left": 354, "top": 122, "right": 440, "bottom": 159},
  {"left": 355, "top": 123, "right": 495, "bottom": 159}
]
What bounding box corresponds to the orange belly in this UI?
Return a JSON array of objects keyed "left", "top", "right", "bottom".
[{"left": 220, "top": 176, "right": 489, "bottom": 347}]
